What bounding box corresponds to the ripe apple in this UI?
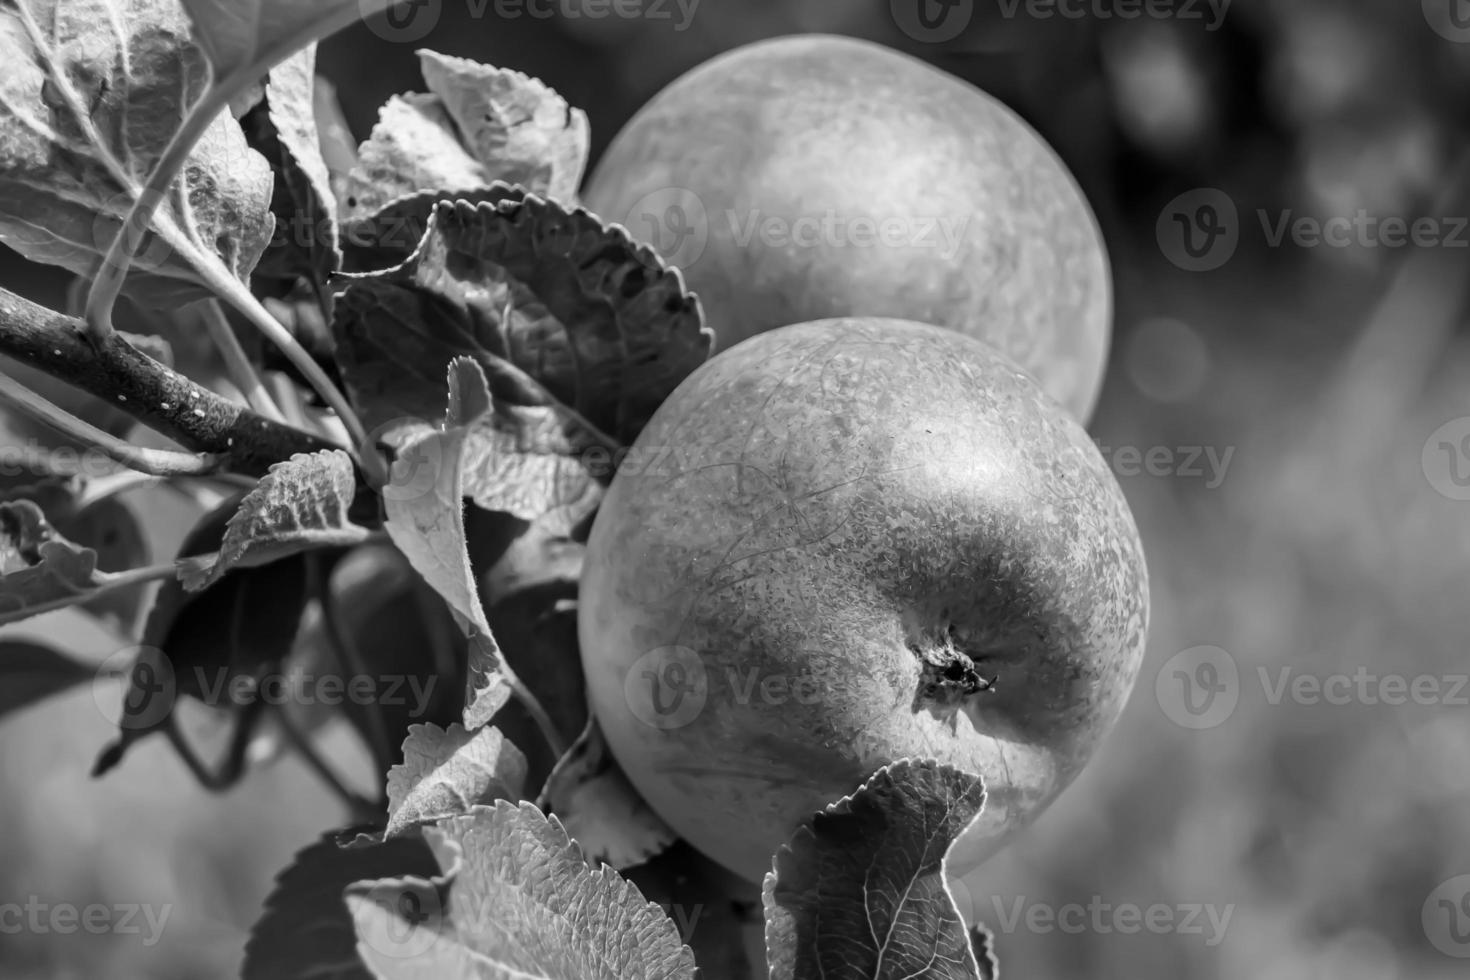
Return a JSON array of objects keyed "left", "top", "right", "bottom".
[
  {"left": 583, "top": 34, "right": 1112, "bottom": 422},
  {"left": 578, "top": 318, "right": 1148, "bottom": 882}
]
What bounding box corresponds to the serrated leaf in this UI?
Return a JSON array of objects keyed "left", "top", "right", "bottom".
[
  {"left": 338, "top": 196, "right": 708, "bottom": 450},
  {"left": 242, "top": 829, "right": 440, "bottom": 980},
  {"left": 763, "top": 760, "right": 991, "bottom": 980},
  {"left": 348, "top": 801, "right": 698, "bottom": 980},
  {"left": 179, "top": 0, "right": 397, "bottom": 89},
  {"left": 0, "top": 0, "right": 273, "bottom": 303},
  {"left": 0, "top": 639, "right": 95, "bottom": 721},
  {"left": 180, "top": 450, "right": 370, "bottom": 590},
  {"left": 0, "top": 500, "right": 115, "bottom": 627},
  {"left": 540, "top": 718, "right": 675, "bottom": 870},
  {"left": 245, "top": 45, "right": 342, "bottom": 287},
  {"left": 382, "top": 359, "right": 513, "bottom": 730},
  {"left": 386, "top": 723, "right": 527, "bottom": 838},
  {"left": 340, "top": 49, "right": 588, "bottom": 229}
]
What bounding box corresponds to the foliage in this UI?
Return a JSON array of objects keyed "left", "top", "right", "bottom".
[{"left": 0, "top": 5, "right": 999, "bottom": 978}]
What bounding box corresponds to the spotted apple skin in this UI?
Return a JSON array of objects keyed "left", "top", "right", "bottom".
[
  {"left": 578, "top": 318, "right": 1148, "bottom": 882},
  {"left": 584, "top": 33, "right": 1112, "bottom": 422}
]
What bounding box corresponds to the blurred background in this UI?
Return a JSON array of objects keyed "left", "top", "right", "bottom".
[{"left": 3, "top": 0, "right": 1470, "bottom": 977}]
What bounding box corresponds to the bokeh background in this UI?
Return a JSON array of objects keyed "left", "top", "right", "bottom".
[{"left": 3, "top": 0, "right": 1470, "bottom": 977}]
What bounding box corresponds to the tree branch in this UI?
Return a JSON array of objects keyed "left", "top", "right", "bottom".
[{"left": 0, "top": 285, "right": 335, "bottom": 477}]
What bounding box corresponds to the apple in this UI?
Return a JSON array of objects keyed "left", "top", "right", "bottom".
[
  {"left": 584, "top": 34, "right": 1112, "bottom": 422},
  {"left": 578, "top": 318, "right": 1149, "bottom": 883}
]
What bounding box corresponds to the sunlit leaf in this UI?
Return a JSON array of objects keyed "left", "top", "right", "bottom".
[
  {"left": 179, "top": 450, "right": 370, "bottom": 590},
  {"left": 0, "top": 0, "right": 273, "bottom": 303},
  {"left": 347, "top": 801, "right": 697, "bottom": 979},
  {"left": 385, "top": 722, "right": 527, "bottom": 838}
]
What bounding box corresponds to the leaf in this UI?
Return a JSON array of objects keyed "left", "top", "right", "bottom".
[
  {"left": 94, "top": 493, "right": 317, "bottom": 774},
  {"left": 336, "top": 196, "right": 709, "bottom": 450},
  {"left": 347, "top": 801, "right": 698, "bottom": 980},
  {"left": 0, "top": 478, "right": 152, "bottom": 630},
  {"left": 179, "top": 0, "right": 398, "bottom": 90},
  {"left": 470, "top": 511, "right": 588, "bottom": 787},
  {"left": 0, "top": 0, "right": 274, "bottom": 304},
  {"left": 242, "top": 829, "right": 440, "bottom": 980},
  {"left": 179, "top": 450, "right": 370, "bottom": 590},
  {"left": 540, "top": 718, "right": 675, "bottom": 870},
  {"left": 763, "top": 759, "right": 992, "bottom": 980},
  {"left": 244, "top": 45, "right": 342, "bottom": 288},
  {"left": 0, "top": 500, "right": 113, "bottom": 627},
  {"left": 0, "top": 639, "right": 95, "bottom": 721},
  {"left": 340, "top": 49, "right": 588, "bottom": 226},
  {"left": 385, "top": 723, "right": 527, "bottom": 839},
  {"left": 381, "top": 359, "right": 514, "bottom": 730}
]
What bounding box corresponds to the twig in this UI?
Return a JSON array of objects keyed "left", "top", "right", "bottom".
[
  {"left": 0, "top": 285, "right": 332, "bottom": 477},
  {"left": 306, "top": 553, "right": 395, "bottom": 778},
  {"left": 0, "top": 373, "right": 223, "bottom": 476},
  {"left": 200, "top": 300, "right": 285, "bottom": 422},
  {"left": 271, "top": 700, "right": 377, "bottom": 820},
  {"left": 85, "top": 86, "right": 232, "bottom": 341}
]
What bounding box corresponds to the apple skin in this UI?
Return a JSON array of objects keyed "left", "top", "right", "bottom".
[
  {"left": 583, "top": 34, "right": 1112, "bottom": 422},
  {"left": 578, "top": 318, "right": 1148, "bottom": 883}
]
